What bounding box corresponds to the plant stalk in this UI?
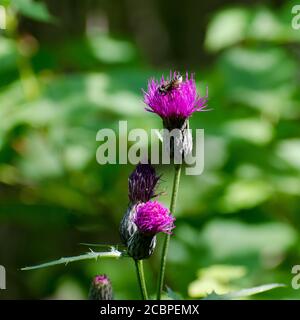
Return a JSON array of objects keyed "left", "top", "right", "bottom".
[
  {"left": 134, "top": 259, "right": 148, "bottom": 300},
  {"left": 156, "top": 164, "right": 182, "bottom": 300}
]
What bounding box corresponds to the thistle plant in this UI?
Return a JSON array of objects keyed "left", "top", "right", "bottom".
[
  {"left": 21, "top": 71, "right": 283, "bottom": 300},
  {"left": 120, "top": 164, "right": 174, "bottom": 299},
  {"left": 21, "top": 71, "right": 206, "bottom": 300},
  {"left": 143, "top": 71, "right": 208, "bottom": 299}
]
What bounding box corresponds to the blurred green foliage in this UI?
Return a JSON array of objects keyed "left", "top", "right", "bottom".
[{"left": 0, "top": 0, "right": 299, "bottom": 299}]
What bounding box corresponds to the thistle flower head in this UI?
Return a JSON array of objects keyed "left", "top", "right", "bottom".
[
  {"left": 143, "top": 71, "right": 207, "bottom": 125},
  {"left": 134, "top": 200, "right": 175, "bottom": 235},
  {"left": 88, "top": 274, "right": 113, "bottom": 300},
  {"left": 94, "top": 275, "right": 110, "bottom": 285},
  {"left": 128, "top": 163, "right": 160, "bottom": 203}
]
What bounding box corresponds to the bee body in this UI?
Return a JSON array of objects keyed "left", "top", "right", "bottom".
[{"left": 158, "top": 74, "right": 182, "bottom": 95}]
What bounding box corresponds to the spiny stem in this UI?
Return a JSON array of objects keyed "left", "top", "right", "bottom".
[
  {"left": 21, "top": 249, "right": 124, "bottom": 271},
  {"left": 134, "top": 259, "right": 148, "bottom": 300},
  {"left": 156, "top": 164, "right": 182, "bottom": 300}
]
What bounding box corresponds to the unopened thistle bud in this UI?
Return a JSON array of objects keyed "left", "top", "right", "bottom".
[
  {"left": 127, "top": 201, "right": 175, "bottom": 260},
  {"left": 128, "top": 163, "right": 160, "bottom": 204},
  {"left": 88, "top": 275, "right": 113, "bottom": 300}
]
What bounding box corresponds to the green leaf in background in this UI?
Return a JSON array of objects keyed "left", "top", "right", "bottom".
[
  {"left": 11, "top": 0, "right": 56, "bottom": 23},
  {"left": 201, "top": 220, "right": 296, "bottom": 260},
  {"left": 189, "top": 265, "right": 247, "bottom": 298},
  {"left": 0, "top": 38, "right": 18, "bottom": 76},
  {"left": 0, "top": 0, "right": 10, "bottom": 7},
  {"left": 205, "top": 8, "right": 250, "bottom": 52},
  {"left": 223, "top": 118, "right": 274, "bottom": 145},
  {"left": 205, "top": 6, "right": 300, "bottom": 52},
  {"left": 88, "top": 33, "right": 136, "bottom": 64},
  {"left": 219, "top": 179, "right": 273, "bottom": 212},
  {"left": 276, "top": 139, "right": 300, "bottom": 171},
  {"left": 189, "top": 264, "right": 285, "bottom": 299},
  {"left": 218, "top": 46, "right": 297, "bottom": 119}
]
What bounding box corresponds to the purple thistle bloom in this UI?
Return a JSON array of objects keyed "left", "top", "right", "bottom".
[
  {"left": 134, "top": 200, "right": 175, "bottom": 235},
  {"left": 143, "top": 71, "right": 207, "bottom": 126},
  {"left": 128, "top": 163, "right": 160, "bottom": 204}
]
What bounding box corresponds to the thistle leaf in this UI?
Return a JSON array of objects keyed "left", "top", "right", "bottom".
[
  {"left": 204, "top": 283, "right": 285, "bottom": 300},
  {"left": 166, "top": 286, "right": 183, "bottom": 300},
  {"left": 224, "top": 283, "right": 286, "bottom": 299},
  {"left": 12, "top": 0, "right": 56, "bottom": 23}
]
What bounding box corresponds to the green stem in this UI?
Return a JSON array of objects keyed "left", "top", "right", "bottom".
[
  {"left": 134, "top": 259, "right": 148, "bottom": 300},
  {"left": 156, "top": 164, "right": 182, "bottom": 300}
]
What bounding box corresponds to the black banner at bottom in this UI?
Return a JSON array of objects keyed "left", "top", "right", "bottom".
[{"left": 0, "top": 300, "right": 296, "bottom": 319}]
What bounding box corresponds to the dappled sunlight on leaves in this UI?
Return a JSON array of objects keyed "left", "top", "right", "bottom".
[
  {"left": 189, "top": 264, "right": 247, "bottom": 298},
  {"left": 201, "top": 220, "right": 296, "bottom": 260}
]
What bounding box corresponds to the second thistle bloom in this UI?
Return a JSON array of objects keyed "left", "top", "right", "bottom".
[
  {"left": 134, "top": 201, "right": 175, "bottom": 235},
  {"left": 127, "top": 201, "right": 175, "bottom": 260}
]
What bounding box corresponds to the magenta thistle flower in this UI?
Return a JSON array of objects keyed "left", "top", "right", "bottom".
[
  {"left": 134, "top": 200, "right": 175, "bottom": 235},
  {"left": 128, "top": 163, "right": 160, "bottom": 204},
  {"left": 88, "top": 274, "right": 113, "bottom": 300},
  {"left": 94, "top": 275, "right": 110, "bottom": 285},
  {"left": 143, "top": 71, "right": 207, "bottom": 127}
]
